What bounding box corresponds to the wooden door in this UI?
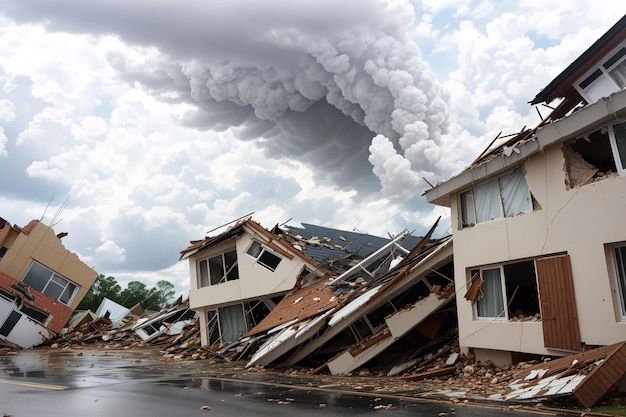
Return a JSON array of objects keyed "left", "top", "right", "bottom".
[{"left": 535, "top": 254, "right": 582, "bottom": 352}]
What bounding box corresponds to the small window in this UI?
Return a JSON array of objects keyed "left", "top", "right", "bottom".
[
  {"left": 22, "top": 261, "right": 79, "bottom": 305},
  {"left": 611, "top": 243, "right": 626, "bottom": 320},
  {"left": 0, "top": 246, "right": 7, "bottom": 260},
  {"left": 19, "top": 305, "right": 49, "bottom": 324},
  {"left": 197, "top": 249, "right": 239, "bottom": 288},
  {"left": 459, "top": 168, "right": 531, "bottom": 227},
  {"left": 246, "top": 241, "right": 282, "bottom": 271},
  {"left": 471, "top": 260, "right": 540, "bottom": 321},
  {"left": 576, "top": 42, "right": 626, "bottom": 103}
]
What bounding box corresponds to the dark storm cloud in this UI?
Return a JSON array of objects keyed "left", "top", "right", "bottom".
[{"left": 2, "top": 0, "right": 451, "bottom": 199}]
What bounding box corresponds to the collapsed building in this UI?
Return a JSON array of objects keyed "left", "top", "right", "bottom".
[
  {"left": 179, "top": 215, "right": 455, "bottom": 375},
  {"left": 422, "top": 14, "right": 626, "bottom": 406},
  {"left": 0, "top": 217, "right": 98, "bottom": 348}
]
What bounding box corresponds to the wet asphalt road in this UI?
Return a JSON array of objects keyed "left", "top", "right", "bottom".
[{"left": 0, "top": 349, "right": 558, "bottom": 417}]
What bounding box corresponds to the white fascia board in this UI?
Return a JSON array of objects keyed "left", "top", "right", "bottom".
[{"left": 424, "top": 88, "right": 626, "bottom": 207}]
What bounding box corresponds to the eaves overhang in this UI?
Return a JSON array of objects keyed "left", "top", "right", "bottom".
[{"left": 424, "top": 87, "right": 626, "bottom": 207}]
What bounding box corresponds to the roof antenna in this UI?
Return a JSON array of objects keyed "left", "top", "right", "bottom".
[
  {"left": 50, "top": 195, "right": 70, "bottom": 228},
  {"left": 40, "top": 193, "right": 56, "bottom": 222}
]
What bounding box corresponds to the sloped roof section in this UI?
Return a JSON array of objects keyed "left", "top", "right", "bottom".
[
  {"left": 278, "top": 223, "right": 421, "bottom": 272},
  {"left": 244, "top": 276, "right": 352, "bottom": 337},
  {"left": 179, "top": 218, "right": 248, "bottom": 260}
]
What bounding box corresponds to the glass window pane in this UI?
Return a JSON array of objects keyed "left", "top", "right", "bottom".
[
  {"left": 60, "top": 282, "right": 77, "bottom": 304},
  {"left": 473, "top": 180, "right": 502, "bottom": 223},
  {"left": 246, "top": 241, "right": 262, "bottom": 257},
  {"left": 477, "top": 268, "right": 504, "bottom": 318},
  {"left": 258, "top": 250, "right": 282, "bottom": 271},
  {"left": 51, "top": 275, "right": 67, "bottom": 286},
  {"left": 614, "top": 246, "right": 626, "bottom": 317},
  {"left": 208, "top": 255, "right": 224, "bottom": 285},
  {"left": 43, "top": 281, "right": 65, "bottom": 301},
  {"left": 207, "top": 310, "right": 220, "bottom": 345},
  {"left": 22, "top": 262, "right": 52, "bottom": 292},
  {"left": 198, "top": 259, "right": 209, "bottom": 287},
  {"left": 499, "top": 168, "right": 531, "bottom": 217},
  {"left": 460, "top": 190, "right": 476, "bottom": 227},
  {"left": 223, "top": 250, "right": 239, "bottom": 281},
  {"left": 608, "top": 58, "right": 626, "bottom": 88},
  {"left": 612, "top": 123, "right": 626, "bottom": 171}
]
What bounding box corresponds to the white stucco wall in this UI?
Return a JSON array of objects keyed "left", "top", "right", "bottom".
[
  {"left": 451, "top": 143, "right": 626, "bottom": 356},
  {"left": 188, "top": 233, "right": 309, "bottom": 311}
]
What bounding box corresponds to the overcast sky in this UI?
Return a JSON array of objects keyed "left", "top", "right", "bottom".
[{"left": 1, "top": 0, "right": 625, "bottom": 295}]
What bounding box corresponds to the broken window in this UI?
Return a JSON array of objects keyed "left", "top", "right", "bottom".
[
  {"left": 244, "top": 299, "right": 276, "bottom": 329},
  {"left": 610, "top": 243, "right": 626, "bottom": 320},
  {"left": 564, "top": 122, "right": 626, "bottom": 188},
  {"left": 459, "top": 168, "right": 532, "bottom": 227},
  {"left": 575, "top": 42, "right": 626, "bottom": 103},
  {"left": 19, "top": 305, "right": 48, "bottom": 324},
  {"left": 296, "top": 267, "right": 318, "bottom": 288},
  {"left": 22, "top": 261, "right": 79, "bottom": 305},
  {"left": 206, "top": 304, "right": 247, "bottom": 345},
  {"left": 246, "top": 241, "right": 282, "bottom": 271},
  {"left": 470, "top": 260, "right": 540, "bottom": 321},
  {"left": 197, "top": 249, "right": 239, "bottom": 287}
]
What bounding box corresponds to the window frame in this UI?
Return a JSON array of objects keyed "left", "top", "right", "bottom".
[
  {"left": 196, "top": 248, "right": 239, "bottom": 288},
  {"left": 610, "top": 242, "right": 626, "bottom": 321},
  {"left": 246, "top": 241, "right": 282, "bottom": 272},
  {"left": 575, "top": 41, "right": 626, "bottom": 103},
  {"left": 459, "top": 168, "right": 532, "bottom": 228},
  {"left": 21, "top": 261, "right": 79, "bottom": 305},
  {"left": 607, "top": 122, "right": 626, "bottom": 175},
  {"left": 472, "top": 266, "right": 508, "bottom": 320},
  {"left": 469, "top": 259, "right": 540, "bottom": 321}
]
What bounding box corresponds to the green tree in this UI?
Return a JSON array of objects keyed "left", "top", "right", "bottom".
[
  {"left": 143, "top": 280, "right": 176, "bottom": 311},
  {"left": 119, "top": 281, "right": 149, "bottom": 309},
  {"left": 77, "top": 274, "right": 122, "bottom": 311}
]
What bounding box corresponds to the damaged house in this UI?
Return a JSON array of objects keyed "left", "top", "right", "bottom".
[
  {"left": 181, "top": 215, "right": 455, "bottom": 376},
  {"left": 180, "top": 216, "right": 329, "bottom": 347},
  {"left": 0, "top": 217, "right": 98, "bottom": 348},
  {"left": 180, "top": 214, "right": 456, "bottom": 375},
  {"left": 424, "top": 14, "right": 626, "bottom": 373},
  {"left": 242, "top": 221, "right": 454, "bottom": 375}
]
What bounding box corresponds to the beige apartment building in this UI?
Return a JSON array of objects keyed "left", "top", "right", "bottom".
[{"left": 425, "top": 16, "right": 626, "bottom": 364}]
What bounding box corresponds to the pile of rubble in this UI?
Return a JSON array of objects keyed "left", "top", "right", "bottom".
[
  {"left": 23, "top": 303, "right": 626, "bottom": 413},
  {"left": 44, "top": 297, "right": 200, "bottom": 351}
]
